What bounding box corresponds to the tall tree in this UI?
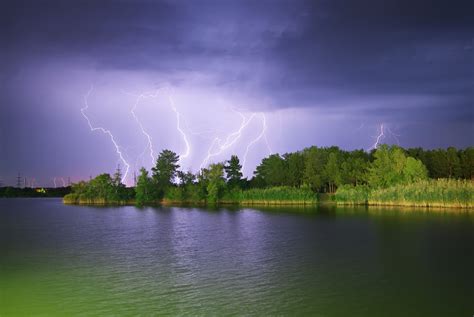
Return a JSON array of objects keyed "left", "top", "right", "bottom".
[
  {"left": 303, "top": 147, "right": 326, "bottom": 192},
  {"left": 403, "top": 157, "right": 428, "bottom": 183},
  {"left": 224, "top": 155, "right": 243, "bottom": 189},
  {"left": 152, "top": 149, "right": 180, "bottom": 197},
  {"left": 254, "top": 154, "right": 287, "bottom": 187},
  {"left": 111, "top": 164, "right": 126, "bottom": 200},
  {"left": 459, "top": 147, "right": 474, "bottom": 179},
  {"left": 341, "top": 150, "right": 369, "bottom": 186},
  {"left": 135, "top": 168, "right": 155, "bottom": 205},
  {"left": 324, "top": 152, "right": 342, "bottom": 193},
  {"left": 284, "top": 152, "right": 305, "bottom": 187},
  {"left": 206, "top": 163, "right": 226, "bottom": 204},
  {"left": 367, "top": 145, "right": 407, "bottom": 188},
  {"left": 446, "top": 147, "right": 461, "bottom": 178}
]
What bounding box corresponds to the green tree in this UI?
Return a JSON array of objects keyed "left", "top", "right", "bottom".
[
  {"left": 341, "top": 150, "right": 369, "bottom": 186},
  {"left": 367, "top": 145, "right": 407, "bottom": 188},
  {"left": 303, "top": 147, "right": 326, "bottom": 191},
  {"left": 224, "top": 155, "right": 243, "bottom": 189},
  {"left": 88, "top": 174, "right": 114, "bottom": 200},
  {"left": 254, "top": 154, "right": 287, "bottom": 187},
  {"left": 403, "top": 157, "right": 428, "bottom": 183},
  {"left": 284, "top": 152, "right": 305, "bottom": 187},
  {"left": 446, "top": 147, "right": 461, "bottom": 178},
  {"left": 176, "top": 170, "right": 197, "bottom": 201},
  {"left": 152, "top": 149, "right": 180, "bottom": 198},
  {"left": 206, "top": 163, "right": 226, "bottom": 204},
  {"left": 459, "top": 147, "right": 474, "bottom": 179},
  {"left": 111, "top": 164, "right": 127, "bottom": 201},
  {"left": 324, "top": 152, "right": 342, "bottom": 193},
  {"left": 135, "top": 168, "right": 155, "bottom": 205},
  {"left": 197, "top": 168, "right": 210, "bottom": 201}
]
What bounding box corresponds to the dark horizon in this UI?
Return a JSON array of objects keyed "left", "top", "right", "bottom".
[{"left": 1, "top": 0, "right": 473, "bottom": 187}]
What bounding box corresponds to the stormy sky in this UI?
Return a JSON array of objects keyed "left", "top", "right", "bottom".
[{"left": 0, "top": 0, "right": 473, "bottom": 186}]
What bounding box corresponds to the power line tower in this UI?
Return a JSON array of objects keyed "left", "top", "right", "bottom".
[{"left": 17, "top": 172, "right": 22, "bottom": 188}]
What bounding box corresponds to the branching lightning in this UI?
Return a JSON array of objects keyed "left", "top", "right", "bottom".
[
  {"left": 199, "top": 110, "right": 256, "bottom": 169},
  {"left": 368, "top": 123, "right": 385, "bottom": 150},
  {"left": 386, "top": 126, "right": 401, "bottom": 145},
  {"left": 167, "top": 90, "right": 191, "bottom": 165},
  {"left": 367, "top": 123, "right": 402, "bottom": 151},
  {"left": 125, "top": 87, "right": 191, "bottom": 167},
  {"left": 242, "top": 112, "right": 272, "bottom": 173},
  {"left": 129, "top": 89, "right": 161, "bottom": 164},
  {"left": 80, "top": 85, "right": 274, "bottom": 182},
  {"left": 81, "top": 86, "right": 130, "bottom": 183}
]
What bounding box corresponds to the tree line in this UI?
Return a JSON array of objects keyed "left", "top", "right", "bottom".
[{"left": 64, "top": 145, "right": 473, "bottom": 206}]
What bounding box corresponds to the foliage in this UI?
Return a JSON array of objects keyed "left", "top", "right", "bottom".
[
  {"left": 224, "top": 155, "right": 243, "bottom": 189},
  {"left": 64, "top": 173, "right": 133, "bottom": 204},
  {"left": 151, "top": 149, "right": 180, "bottom": 198},
  {"left": 135, "top": 168, "right": 156, "bottom": 205},
  {"left": 63, "top": 144, "right": 473, "bottom": 208},
  {"left": 367, "top": 145, "right": 428, "bottom": 188},
  {"left": 206, "top": 163, "right": 226, "bottom": 204},
  {"left": 254, "top": 154, "right": 287, "bottom": 187}
]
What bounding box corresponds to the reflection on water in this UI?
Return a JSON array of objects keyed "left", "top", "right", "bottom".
[{"left": 1, "top": 198, "right": 473, "bottom": 316}]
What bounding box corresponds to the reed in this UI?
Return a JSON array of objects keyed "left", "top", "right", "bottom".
[
  {"left": 336, "top": 179, "right": 473, "bottom": 208},
  {"left": 237, "top": 186, "right": 317, "bottom": 205},
  {"left": 334, "top": 185, "right": 369, "bottom": 205}
]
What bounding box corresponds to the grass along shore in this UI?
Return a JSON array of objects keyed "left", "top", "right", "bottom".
[
  {"left": 335, "top": 179, "right": 473, "bottom": 209},
  {"left": 64, "top": 186, "right": 318, "bottom": 206}
]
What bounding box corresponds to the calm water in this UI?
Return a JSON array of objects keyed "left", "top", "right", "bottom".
[{"left": 1, "top": 199, "right": 473, "bottom": 316}]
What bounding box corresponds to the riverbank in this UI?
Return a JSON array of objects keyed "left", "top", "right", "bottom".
[{"left": 63, "top": 197, "right": 317, "bottom": 207}]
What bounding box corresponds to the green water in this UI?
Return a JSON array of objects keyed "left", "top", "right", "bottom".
[{"left": 1, "top": 198, "right": 473, "bottom": 316}]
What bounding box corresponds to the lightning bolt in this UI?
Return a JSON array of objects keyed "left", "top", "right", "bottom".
[
  {"left": 368, "top": 123, "right": 385, "bottom": 150},
  {"left": 53, "top": 177, "right": 57, "bottom": 188},
  {"left": 129, "top": 89, "right": 161, "bottom": 165},
  {"left": 386, "top": 126, "right": 401, "bottom": 145},
  {"left": 125, "top": 87, "right": 191, "bottom": 167},
  {"left": 199, "top": 110, "right": 256, "bottom": 169},
  {"left": 367, "top": 123, "right": 402, "bottom": 151},
  {"left": 242, "top": 112, "right": 272, "bottom": 173},
  {"left": 167, "top": 91, "right": 191, "bottom": 165},
  {"left": 81, "top": 86, "right": 130, "bottom": 184}
]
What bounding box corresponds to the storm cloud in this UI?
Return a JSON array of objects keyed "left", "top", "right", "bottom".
[{"left": 0, "top": 0, "right": 472, "bottom": 186}]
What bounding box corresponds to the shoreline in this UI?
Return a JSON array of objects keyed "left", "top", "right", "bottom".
[{"left": 63, "top": 198, "right": 472, "bottom": 210}]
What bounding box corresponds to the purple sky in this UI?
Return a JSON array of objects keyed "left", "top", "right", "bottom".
[{"left": 0, "top": 0, "right": 473, "bottom": 186}]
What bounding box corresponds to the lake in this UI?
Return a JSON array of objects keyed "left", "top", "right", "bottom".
[{"left": 1, "top": 198, "right": 473, "bottom": 316}]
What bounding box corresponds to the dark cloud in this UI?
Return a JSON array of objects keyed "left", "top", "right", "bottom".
[{"left": 0, "top": 0, "right": 472, "bottom": 185}]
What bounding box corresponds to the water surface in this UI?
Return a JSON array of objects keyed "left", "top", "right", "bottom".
[{"left": 1, "top": 198, "right": 473, "bottom": 316}]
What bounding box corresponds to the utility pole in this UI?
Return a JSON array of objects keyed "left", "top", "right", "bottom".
[
  {"left": 17, "top": 172, "right": 22, "bottom": 188},
  {"left": 133, "top": 171, "right": 137, "bottom": 187}
]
